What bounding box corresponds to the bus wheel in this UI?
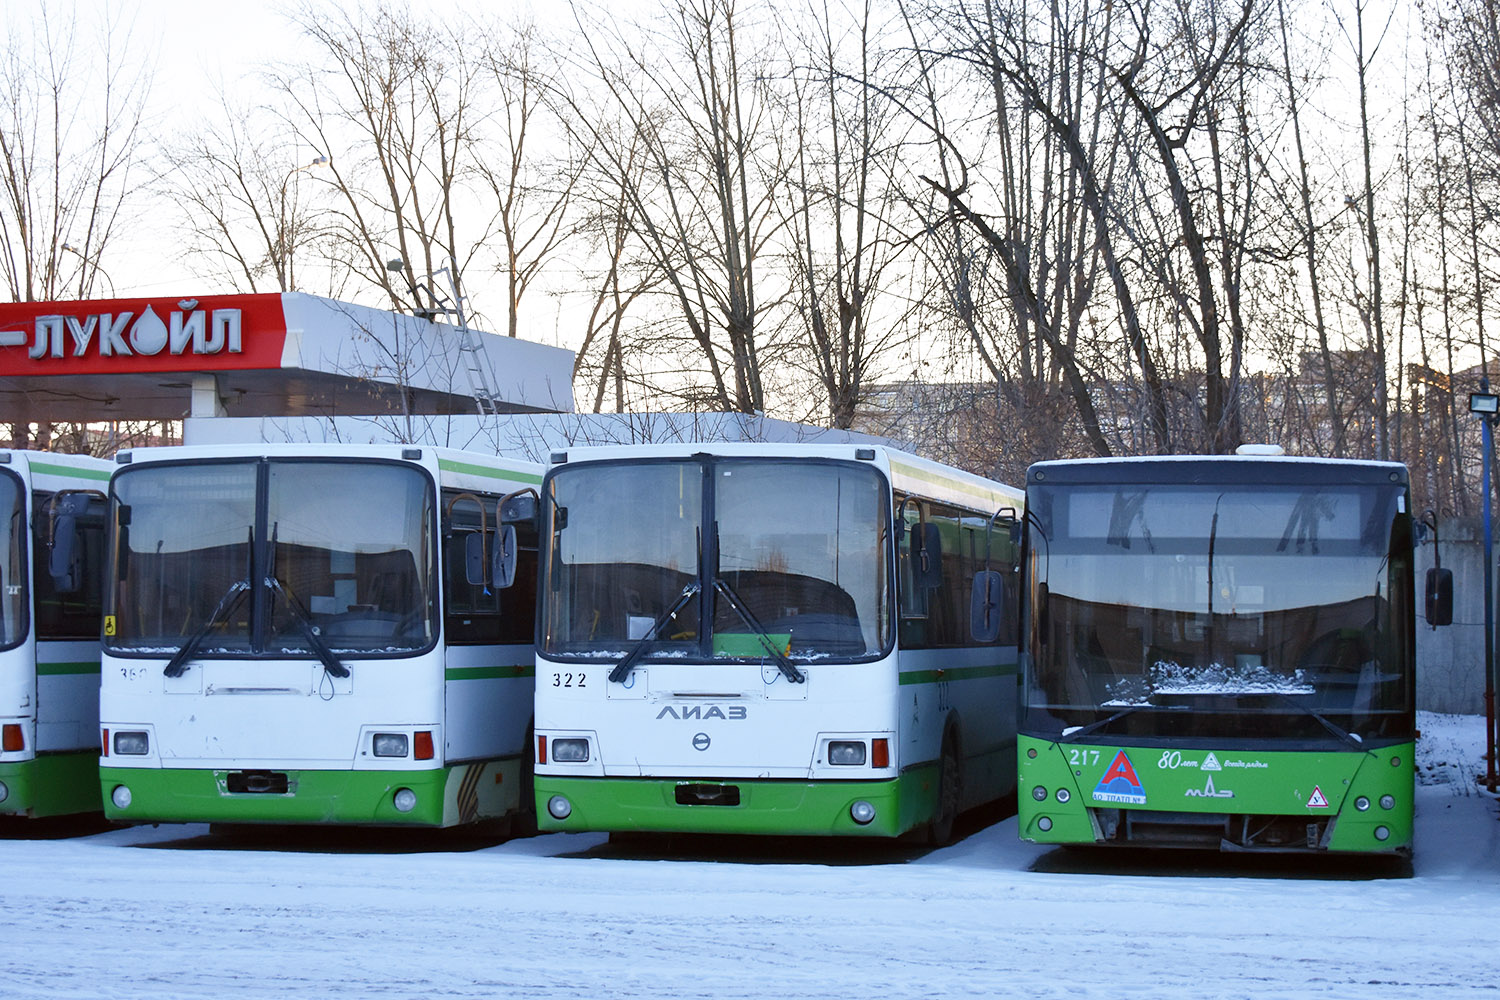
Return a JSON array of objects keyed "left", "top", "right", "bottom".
[{"left": 926, "top": 731, "right": 961, "bottom": 846}]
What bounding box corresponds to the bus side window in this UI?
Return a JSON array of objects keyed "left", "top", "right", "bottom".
[
  {"left": 924, "top": 504, "right": 964, "bottom": 647},
  {"left": 988, "top": 516, "right": 1021, "bottom": 646},
  {"left": 897, "top": 495, "right": 930, "bottom": 647},
  {"left": 33, "top": 491, "right": 106, "bottom": 640}
]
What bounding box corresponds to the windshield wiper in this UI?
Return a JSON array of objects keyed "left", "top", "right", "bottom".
[
  {"left": 162, "top": 579, "right": 250, "bottom": 678},
  {"left": 265, "top": 575, "right": 350, "bottom": 679},
  {"left": 608, "top": 583, "right": 700, "bottom": 684},
  {"left": 712, "top": 578, "right": 805, "bottom": 683},
  {"left": 1055, "top": 705, "right": 1151, "bottom": 743},
  {"left": 1268, "top": 691, "right": 1367, "bottom": 751}
]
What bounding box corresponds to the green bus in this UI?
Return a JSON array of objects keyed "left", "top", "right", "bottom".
[{"left": 1018, "top": 454, "right": 1433, "bottom": 855}]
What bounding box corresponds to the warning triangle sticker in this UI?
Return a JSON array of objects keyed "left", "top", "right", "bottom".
[
  {"left": 1201, "top": 752, "right": 1221, "bottom": 771},
  {"left": 1306, "top": 785, "right": 1330, "bottom": 808}
]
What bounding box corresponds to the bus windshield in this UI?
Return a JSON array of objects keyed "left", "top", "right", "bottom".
[
  {"left": 0, "top": 472, "right": 26, "bottom": 648},
  {"left": 1023, "top": 481, "right": 1413, "bottom": 745},
  {"left": 108, "top": 460, "right": 436, "bottom": 656},
  {"left": 541, "top": 459, "right": 889, "bottom": 662}
]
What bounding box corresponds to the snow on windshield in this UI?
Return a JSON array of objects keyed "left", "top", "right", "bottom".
[{"left": 1104, "top": 660, "right": 1314, "bottom": 705}]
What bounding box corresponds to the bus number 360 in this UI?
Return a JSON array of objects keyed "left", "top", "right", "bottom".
[{"left": 552, "top": 673, "right": 586, "bottom": 688}]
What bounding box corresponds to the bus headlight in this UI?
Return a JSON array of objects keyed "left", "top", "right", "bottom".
[
  {"left": 1354, "top": 796, "right": 1370, "bottom": 812},
  {"left": 113, "top": 731, "right": 149, "bottom": 756},
  {"left": 0, "top": 780, "right": 8, "bottom": 803},
  {"left": 850, "top": 800, "right": 876, "bottom": 825},
  {"left": 1056, "top": 788, "right": 1071, "bottom": 803},
  {"left": 393, "top": 788, "right": 417, "bottom": 813},
  {"left": 829, "top": 741, "right": 866, "bottom": 766},
  {"left": 1380, "top": 794, "right": 1396, "bottom": 810},
  {"left": 111, "top": 785, "right": 132, "bottom": 809},
  {"left": 373, "top": 733, "right": 409, "bottom": 758},
  {"left": 1037, "top": 816, "right": 1053, "bottom": 832},
  {"left": 551, "top": 738, "right": 590, "bottom": 763},
  {"left": 1374, "top": 825, "right": 1390, "bottom": 842},
  {"left": 1032, "top": 786, "right": 1048, "bottom": 801},
  {"left": 548, "top": 795, "right": 572, "bottom": 820}
]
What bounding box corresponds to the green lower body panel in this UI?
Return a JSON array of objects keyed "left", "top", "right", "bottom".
[
  {"left": 100, "top": 756, "right": 522, "bottom": 828},
  {"left": 1017, "top": 734, "right": 1414, "bottom": 854},
  {"left": 536, "top": 767, "right": 941, "bottom": 837},
  {"left": 0, "top": 752, "right": 103, "bottom": 818}
]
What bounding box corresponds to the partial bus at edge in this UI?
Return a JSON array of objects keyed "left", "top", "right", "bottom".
[
  {"left": 504, "top": 443, "right": 1024, "bottom": 842},
  {"left": 1018, "top": 455, "right": 1433, "bottom": 854},
  {"left": 98, "top": 444, "right": 541, "bottom": 831},
  {"left": 0, "top": 450, "right": 112, "bottom": 819}
]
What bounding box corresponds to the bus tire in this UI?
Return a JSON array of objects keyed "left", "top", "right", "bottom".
[{"left": 925, "top": 729, "right": 961, "bottom": 846}]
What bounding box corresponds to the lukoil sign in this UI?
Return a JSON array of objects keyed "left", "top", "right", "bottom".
[
  {"left": 18, "top": 301, "right": 241, "bottom": 360},
  {"left": 0, "top": 293, "right": 287, "bottom": 376}
]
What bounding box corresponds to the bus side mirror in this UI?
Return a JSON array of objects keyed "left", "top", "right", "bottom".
[
  {"left": 464, "top": 533, "right": 489, "bottom": 587},
  {"left": 493, "top": 524, "right": 519, "bottom": 590},
  {"left": 49, "top": 513, "right": 81, "bottom": 593},
  {"left": 915, "top": 522, "right": 943, "bottom": 589},
  {"left": 499, "top": 493, "right": 539, "bottom": 532},
  {"left": 1425, "top": 567, "right": 1453, "bottom": 627},
  {"left": 970, "top": 570, "right": 1005, "bottom": 643},
  {"left": 114, "top": 504, "right": 131, "bottom": 582},
  {"left": 47, "top": 493, "right": 93, "bottom": 594}
]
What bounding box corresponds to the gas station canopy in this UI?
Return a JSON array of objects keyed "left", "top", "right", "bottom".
[{"left": 0, "top": 291, "right": 575, "bottom": 423}]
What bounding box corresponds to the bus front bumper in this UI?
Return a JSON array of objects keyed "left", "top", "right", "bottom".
[
  {"left": 100, "top": 765, "right": 453, "bottom": 826},
  {"left": 534, "top": 771, "right": 938, "bottom": 838},
  {"left": 1016, "top": 735, "right": 1415, "bottom": 854},
  {"left": 0, "top": 753, "right": 103, "bottom": 819}
]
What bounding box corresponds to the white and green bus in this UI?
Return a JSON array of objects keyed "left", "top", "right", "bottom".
[
  {"left": 503, "top": 443, "right": 1023, "bottom": 841},
  {"left": 98, "top": 443, "right": 542, "bottom": 830},
  {"left": 0, "top": 450, "right": 113, "bottom": 819}
]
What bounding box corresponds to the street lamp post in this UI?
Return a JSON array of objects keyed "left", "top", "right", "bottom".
[
  {"left": 59, "top": 242, "right": 114, "bottom": 297},
  {"left": 1469, "top": 381, "right": 1499, "bottom": 792},
  {"left": 277, "top": 155, "right": 331, "bottom": 291}
]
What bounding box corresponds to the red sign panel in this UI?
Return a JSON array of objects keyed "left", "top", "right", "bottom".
[{"left": 0, "top": 294, "right": 289, "bottom": 375}]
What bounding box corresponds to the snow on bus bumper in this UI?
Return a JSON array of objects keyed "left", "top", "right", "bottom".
[
  {"left": 0, "top": 752, "right": 103, "bottom": 818},
  {"left": 534, "top": 773, "right": 933, "bottom": 837},
  {"left": 1015, "top": 734, "right": 1415, "bottom": 853},
  {"left": 99, "top": 765, "right": 454, "bottom": 826}
]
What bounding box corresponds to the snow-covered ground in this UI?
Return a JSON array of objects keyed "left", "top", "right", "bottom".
[{"left": 4, "top": 712, "right": 1498, "bottom": 999}]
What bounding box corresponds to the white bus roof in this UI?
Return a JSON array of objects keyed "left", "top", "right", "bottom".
[
  {"left": 0, "top": 450, "right": 114, "bottom": 487},
  {"left": 548, "top": 442, "right": 1023, "bottom": 514},
  {"left": 110, "top": 442, "right": 542, "bottom": 490}
]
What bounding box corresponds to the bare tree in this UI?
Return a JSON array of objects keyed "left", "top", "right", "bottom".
[
  {"left": 1336, "top": 0, "right": 1398, "bottom": 460},
  {"left": 158, "top": 94, "right": 332, "bottom": 294},
  {"left": 553, "top": 0, "right": 790, "bottom": 414},
  {"left": 570, "top": 136, "right": 662, "bottom": 413},
  {"left": 271, "top": 2, "right": 489, "bottom": 315},
  {"left": 774, "top": 0, "right": 916, "bottom": 429},
  {"left": 476, "top": 19, "right": 584, "bottom": 340},
  {"left": 0, "top": 3, "right": 149, "bottom": 302},
  {"left": 1273, "top": 0, "right": 1343, "bottom": 454}
]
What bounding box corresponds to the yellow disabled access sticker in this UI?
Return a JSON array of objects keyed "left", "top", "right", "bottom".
[{"left": 103, "top": 615, "right": 116, "bottom": 637}]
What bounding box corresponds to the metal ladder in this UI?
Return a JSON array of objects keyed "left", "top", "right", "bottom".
[{"left": 409, "top": 264, "right": 503, "bottom": 416}]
